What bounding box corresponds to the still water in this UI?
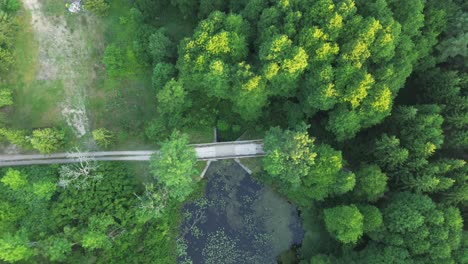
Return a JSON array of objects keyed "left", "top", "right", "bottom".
[{"left": 178, "top": 160, "right": 303, "bottom": 264}]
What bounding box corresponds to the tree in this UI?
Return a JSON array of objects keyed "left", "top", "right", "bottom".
[
  {"left": 437, "top": 159, "right": 467, "bottom": 205},
  {"left": 1, "top": 169, "right": 26, "bottom": 190},
  {"left": 32, "top": 181, "right": 56, "bottom": 201},
  {"left": 156, "top": 79, "right": 190, "bottom": 128},
  {"left": 353, "top": 164, "right": 388, "bottom": 202},
  {"left": 263, "top": 125, "right": 317, "bottom": 189},
  {"left": 170, "top": 0, "right": 197, "bottom": 19},
  {"left": 81, "top": 214, "right": 115, "bottom": 250},
  {"left": 134, "top": 183, "right": 169, "bottom": 223},
  {"left": 148, "top": 28, "right": 174, "bottom": 63},
  {"left": 372, "top": 192, "right": 463, "bottom": 262},
  {"left": 30, "top": 128, "right": 64, "bottom": 154},
  {"left": 92, "top": 128, "right": 114, "bottom": 149},
  {"left": 352, "top": 242, "right": 415, "bottom": 264},
  {"left": 83, "top": 0, "right": 110, "bottom": 16},
  {"left": 376, "top": 105, "right": 445, "bottom": 188},
  {"left": 323, "top": 205, "right": 363, "bottom": 244},
  {"left": 373, "top": 134, "right": 409, "bottom": 171},
  {"left": 409, "top": 69, "right": 467, "bottom": 150},
  {"left": 43, "top": 237, "right": 72, "bottom": 262},
  {"left": 102, "top": 44, "right": 125, "bottom": 78},
  {"left": 152, "top": 62, "right": 176, "bottom": 90},
  {"left": 1, "top": 0, "right": 21, "bottom": 13},
  {"left": 259, "top": 34, "right": 308, "bottom": 96},
  {"left": 149, "top": 131, "right": 199, "bottom": 202},
  {"left": 177, "top": 11, "right": 261, "bottom": 121},
  {"left": 0, "top": 12, "right": 16, "bottom": 73},
  {"left": 0, "top": 229, "right": 36, "bottom": 263},
  {"left": 0, "top": 129, "right": 30, "bottom": 148},
  {"left": 434, "top": 2, "right": 467, "bottom": 69},
  {"left": 263, "top": 124, "right": 355, "bottom": 205},
  {"left": 357, "top": 204, "right": 383, "bottom": 234}
]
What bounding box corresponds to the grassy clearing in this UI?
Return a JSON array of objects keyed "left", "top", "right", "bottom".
[
  {"left": 86, "top": 0, "right": 157, "bottom": 149},
  {"left": 10, "top": 80, "right": 65, "bottom": 128},
  {"left": 87, "top": 0, "right": 207, "bottom": 148},
  {"left": 8, "top": 8, "right": 64, "bottom": 129},
  {"left": 39, "top": 0, "right": 66, "bottom": 17},
  {"left": 9, "top": 0, "right": 213, "bottom": 151}
]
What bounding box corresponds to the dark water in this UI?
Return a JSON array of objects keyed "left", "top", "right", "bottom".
[{"left": 178, "top": 160, "right": 303, "bottom": 264}]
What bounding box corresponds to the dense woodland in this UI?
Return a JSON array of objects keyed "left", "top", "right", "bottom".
[{"left": 0, "top": 0, "right": 466, "bottom": 263}]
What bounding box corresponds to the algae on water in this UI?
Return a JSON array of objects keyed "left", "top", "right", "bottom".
[{"left": 179, "top": 161, "right": 303, "bottom": 264}]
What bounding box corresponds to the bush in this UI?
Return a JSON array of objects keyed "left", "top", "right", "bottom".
[
  {"left": 0, "top": 129, "right": 30, "bottom": 148},
  {"left": 30, "top": 128, "right": 64, "bottom": 154},
  {"left": 102, "top": 45, "right": 125, "bottom": 78},
  {"left": 0, "top": 89, "right": 13, "bottom": 107},
  {"left": 83, "top": 0, "right": 109, "bottom": 16},
  {"left": 0, "top": 0, "right": 20, "bottom": 13},
  {"left": 92, "top": 128, "right": 114, "bottom": 149}
]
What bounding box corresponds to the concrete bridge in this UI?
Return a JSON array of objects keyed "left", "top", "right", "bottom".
[{"left": 0, "top": 140, "right": 265, "bottom": 167}]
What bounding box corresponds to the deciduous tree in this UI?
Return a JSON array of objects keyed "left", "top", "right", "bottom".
[
  {"left": 263, "top": 124, "right": 355, "bottom": 205},
  {"left": 30, "top": 128, "right": 64, "bottom": 154},
  {"left": 150, "top": 131, "right": 198, "bottom": 202},
  {"left": 148, "top": 28, "right": 174, "bottom": 63},
  {"left": 323, "top": 205, "right": 363, "bottom": 244},
  {"left": 92, "top": 128, "right": 114, "bottom": 149},
  {"left": 0, "top": 229, "right": 36, "bottom": 263},
  {"left": 353, "top": 164, "right": 387, "bottom": 202}
]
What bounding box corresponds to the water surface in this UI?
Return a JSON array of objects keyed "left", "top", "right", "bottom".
[{"left": 178, "top": 160, "right": 303, "bottom": 264}]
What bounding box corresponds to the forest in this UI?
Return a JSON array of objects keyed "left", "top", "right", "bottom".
[{"left": 0, "top": 0, "right": 466, "bottom": 263}]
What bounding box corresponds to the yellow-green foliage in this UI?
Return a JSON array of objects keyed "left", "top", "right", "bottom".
[
  {"left": 30, "top": 128, "right": 64, "bottom": 154},
  {"left": 92, "top": 128, "right": 114, "bottom": 149},
  {"left": 83, "top": 0, "right": 110, "bottom": 16}
]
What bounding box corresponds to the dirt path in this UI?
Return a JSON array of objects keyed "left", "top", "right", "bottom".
[{"left": 21, "top": 0, "right": 96, "bottom": 138}]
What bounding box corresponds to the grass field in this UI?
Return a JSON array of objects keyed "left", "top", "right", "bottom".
[{"left": 8, "top": 8, "right": 65, "bottom": 129}]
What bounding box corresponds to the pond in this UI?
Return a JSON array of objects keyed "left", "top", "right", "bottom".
[{"left": 178, "top": 160, "right": 304, "bottom": 264}]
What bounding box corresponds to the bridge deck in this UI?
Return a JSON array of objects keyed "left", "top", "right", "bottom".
[{"left": 0, "top": 140, "right": 265, "bottom": 167}]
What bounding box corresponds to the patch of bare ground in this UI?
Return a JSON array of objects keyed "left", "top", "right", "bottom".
[{"left": 21, "top": 0, "right": 101, "bottom": 138}]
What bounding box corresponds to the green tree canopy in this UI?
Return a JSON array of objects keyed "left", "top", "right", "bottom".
[
  {"left": 263, "top": 124, "right": 355, "bottom": 205},
  {"left": 148, "top": 27, "right": 175, "bottom": 63},
  {"left": 30, "top": 128, "right": 64, "bottom": 154},
  {"left": 353, "top": 164, "right": 387, "bottom": 202},
  {"left": 149, "top": 131, "right": 199, "bottom": 202},
  {"left": 168, "top": 0, "right": 446, "bottom": 141},
  {"left": 1, "top": 169, "right": 27, "bottom": 190},
  {"left": 323, "top": 204, "right": 363, "bottom": 244},
  {"left": 371, "top": 192, "right": 463, "bottom": 262},
  {"left": 92, "top": 128, "right": 114, "bottom": 149},
  {"left": 0, "top": 229, "right": 36, "bottom": 263},
  {"left": 357, "top": 204, "right": 383, "bottom": 234}
]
